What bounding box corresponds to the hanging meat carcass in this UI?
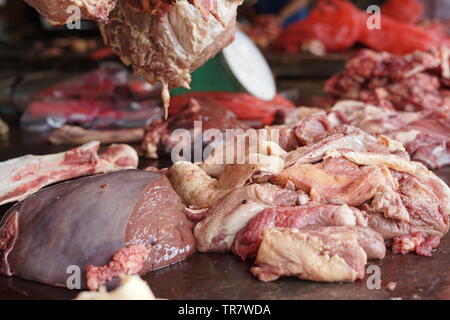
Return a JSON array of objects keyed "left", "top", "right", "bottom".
[
  {"left": 22, "top": 0, "right": 243, "bottom": 116},
  {"left": 100, "top": 0, "right": 243, "bottom": 116}
]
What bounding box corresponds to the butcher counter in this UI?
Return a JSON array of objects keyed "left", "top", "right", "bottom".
[{"left": 0, "top": 115, "right": 449, "bottom": 300}]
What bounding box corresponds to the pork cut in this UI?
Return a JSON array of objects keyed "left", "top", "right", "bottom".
[
  {"left": 0, "top": 141, "right": 138, "bottom": 206},
  {"left": 0, "top": 170, "right": 195, "bottom": 289}
]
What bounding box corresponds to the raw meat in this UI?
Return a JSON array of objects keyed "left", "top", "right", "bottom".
[
  {"left": 0, "top": 141, "right": 138, "bottom": 206},
  {"left": 23, "top": 63, "right": 163, "bottom": 132},
  {"left": 169, "top": 161, "right": 254, "bottom": 209},
  {"left": 389, "top": 114, "right": 450, "bottom": 169},
  {"left": 391, "top": 232, "right": 441, "bottom": 257},
  {"left": 24, "top": 0, "right": 117, "bottom": 24},
  {"left": 0, "top": 170, "right": 195, "bottom": 288},
  {"left": 142, "top": 98, "right": 247, "bottom": 159},
  {"left": 325, "top": 48, "right": 450, "bottom": 112},
  {"left": 271, "top": 157, "right": 396, "bottom": 207},
  {"left": 100, "top": 0, "right": 243, "bottom": 113},
  {"left": 49, "top": 125, "right": 145, "bottom": 145},
  {"left": 232, "top": 204, "right": 371, "bottom": 261},
  {"left": 280, "top": 101, "right": 450, "bottom": 169},
  {"left": 250, "top": 227, "right": 367, "bottom": 282},
  {"left": 194, "top": 183, "right": 307, "bottom": 252},
  {"left": 284, "top": 125, "right": 407, "bottom": 168}
]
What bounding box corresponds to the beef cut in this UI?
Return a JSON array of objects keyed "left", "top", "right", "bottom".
[
  {"left": 0, "top": 170, "right": 195, "bottom": 289},
  {"left": 0, "top": 141, "right": 138, "bottom": 206}
]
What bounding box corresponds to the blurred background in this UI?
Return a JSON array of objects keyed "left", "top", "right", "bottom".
[{"left": 0, "top": 0, "right": 449, "bottom": 137}]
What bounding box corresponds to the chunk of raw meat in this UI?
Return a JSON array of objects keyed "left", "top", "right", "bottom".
[
  {"left": 325, "top": 48, "right": 450, "bottom": 112},
  {"left": 142, "top": 98, "right": 247, "bottom": 159},
  {"left": 24, "top": 0, "right": 117, "bottom": 24},
  {"left": 391, "top": 232, "right": 441, "bottom": 257},
  {"left": 232, "top": 204, "right": 369, "bottom": 260},
  {"left": 250, "top": 227, "right": 367, "bottom": 283},
  {"left": 272, "top": 157, "right": 396, "bottom": 207},
  {"left": 194, "top": 183, "right": 308, "bottom": 252},
  {"left": 389, "top": 114, "right": 450, "bottom": 169},
  {"left": 329, "top": 100, "right": 422, "bottom": 135},
  {"left": 0, "top": 170, "right": 195, "bottom": 288},
  {"left": 0, "top": 141, "right": 138, "bottom": 206},
  {"left": 169, "top": 161, "right": 244, "bottom": 209},
  {"left": 366, "top": 174, "right": 450, "bottom": 239},
  {"left": 284, "top": 124, "right": 407, "bottom": 168},
  {"left": 49, "top": 126, "right": 145, "bottom": 146},
  {"left": 100, "top": 0, "right": 242, "bottom": 112}
]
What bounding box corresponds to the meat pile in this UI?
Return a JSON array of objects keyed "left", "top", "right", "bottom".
[
  {"left": 322, "top": 48, "right": 450, "bottom": 169},
  {"left": 280, "top": 101, "right": 450, "bottom": 170},
  {"left": 22, "top": 63, "right": 163, "bottom": 132},
  {"left": 168, "top": 115, "right": 450, "bottom": 283},
  {"left": 325, "top": 48, "right": 450, "bottom": 112}
]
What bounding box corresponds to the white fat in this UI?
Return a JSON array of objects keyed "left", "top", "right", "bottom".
[{"left": 221, "top": 202, "right": 269, "bottom": 247}]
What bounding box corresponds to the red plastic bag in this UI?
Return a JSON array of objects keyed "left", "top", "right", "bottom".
[
  {"left": 274, "top": 0, "right": 363, "bottom": 52},
  {"left": 359, "top": 15, "right": 441, "bottom": 55},
  {"left": 382, "top": 0, "right": 424, "bottom": 24}
]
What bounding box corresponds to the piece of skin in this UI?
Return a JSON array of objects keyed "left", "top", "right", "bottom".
[
  {"left": 0, "top": 141, "right": 138, "bottom": 206},
  {"left": 49, "top": 125, "right": 145, "bottom": 146}
]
